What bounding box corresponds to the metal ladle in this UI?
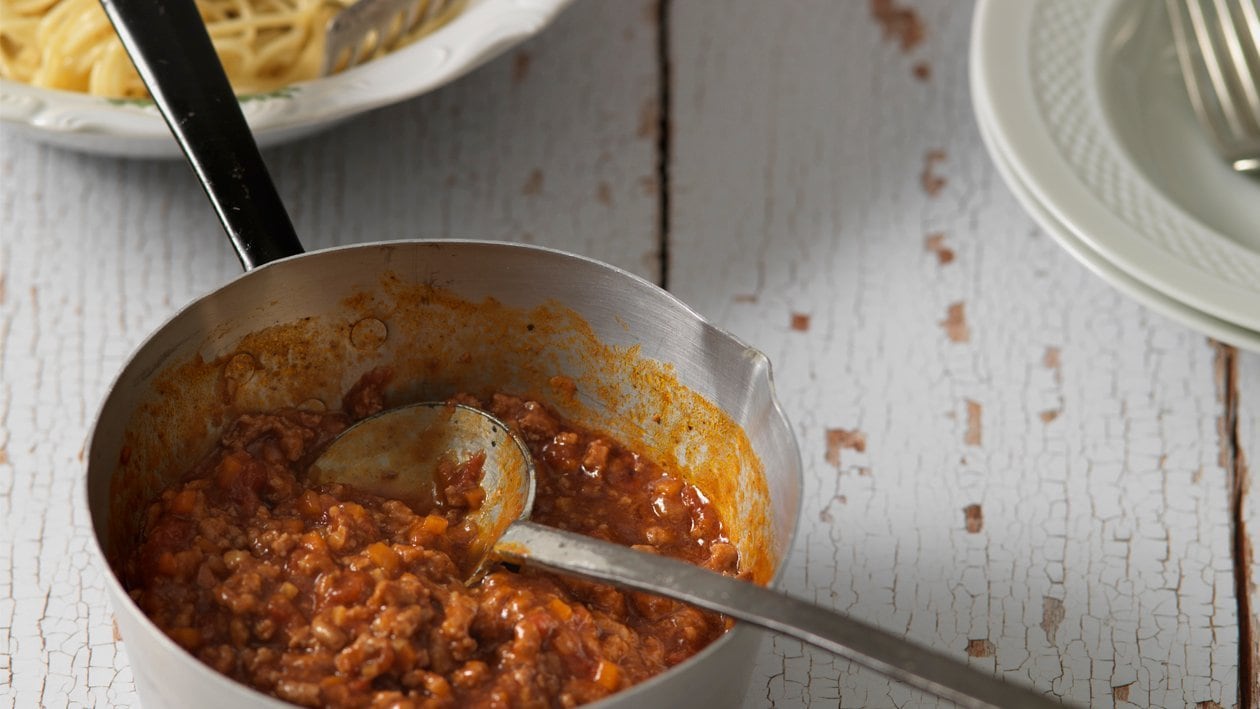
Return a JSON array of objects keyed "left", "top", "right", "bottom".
[{"left": 310, "top": 403, "right": 1065, "bottom": 709}]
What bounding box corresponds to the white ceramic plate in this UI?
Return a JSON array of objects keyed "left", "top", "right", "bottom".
[
  {"left": 973, "top": 75, "right": 1260, "bottom": 352},
  {"left": 0, "top": 0, "right": 575, "bottom": 158},
  {"left": 971, "top": 0, "right": 1260, "bottom": 332}
]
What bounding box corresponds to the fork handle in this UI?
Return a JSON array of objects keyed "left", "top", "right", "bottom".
[{"left": 99, "top": 0, "right": 304, "bottom": 270}]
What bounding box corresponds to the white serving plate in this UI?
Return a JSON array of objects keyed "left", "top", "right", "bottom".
[
  {"left": 0, "top": 0, "right": 575, "bottom": 158},
  {"left": 973, "top": 78, "right": 1260, "bottom": 352},
  {"left": 971, "top": 0, "right": 1260, "bottom": 333}
]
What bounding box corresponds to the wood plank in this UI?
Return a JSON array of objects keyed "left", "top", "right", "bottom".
[
  {"left": 0, "top": 1, "right": 658, "bottom": 703},
  {"left": 666, "top": 1, "right": 1239, "bottom": 706},
  {"left": 1239, "top": 350, "right": 1260, "bottom": 705}
]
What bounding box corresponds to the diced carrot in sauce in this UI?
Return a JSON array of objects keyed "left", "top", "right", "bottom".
[
  {"left": 548, "top": 598, "right": 574, "bottom": 621},
  {"left": 170, "top": 489, "right": 197, "bottom": 515},
  {"left": 421, "top": 514, "right": 448, "bottom": 535},
  {"left": 593, "top": 660, "right": 620, "bottom": 690},
  {"left": 301, "top": 531, "right": 326, "bottom": 552},
  {"left": 343, "top": 502, "right": 367, "bottom": 521},
  {"left": 365, "top": 542, "right": 400, "bottom": 576}
]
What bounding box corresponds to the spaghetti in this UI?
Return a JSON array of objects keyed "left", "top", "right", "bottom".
[{"left": 0, "top": 0, "right": 460, "bottom": 98}]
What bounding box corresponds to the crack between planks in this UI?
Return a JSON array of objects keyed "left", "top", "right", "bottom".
[
  {"left": 1218, "top": 341, "right": 1254, "bottom": 707},
  {"left": 655, "top": 0, "right": 672, "bottom": 290}
]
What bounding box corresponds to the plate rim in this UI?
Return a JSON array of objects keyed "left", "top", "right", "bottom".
[
  {"left": 972, "top": 62, "right": 1260, "bottom": 351},
  {"left": 970, "top": 0, "right": 1260, "bottom": 331},
  {"left": 0, "top": 0, "right": 576, "bottom": 154}
]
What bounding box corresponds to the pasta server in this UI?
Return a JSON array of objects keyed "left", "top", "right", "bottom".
[{"left": 321, "top": 0, "right": 462, "bottom": 75}]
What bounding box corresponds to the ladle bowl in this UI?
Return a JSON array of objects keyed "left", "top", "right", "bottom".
[{"left": 307, "top": 402, "right": 537, "bottom": 580}]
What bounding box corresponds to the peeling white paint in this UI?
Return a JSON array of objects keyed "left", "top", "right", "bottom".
[{"left": 1, "top": 0, "right": 1253, "bottom": 707}]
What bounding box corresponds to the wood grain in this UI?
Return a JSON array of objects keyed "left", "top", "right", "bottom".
[
  {"left": 666, "top": 1, "right": 1239, "bottom": 706},
  {"left": 0, "top": 1, "right": 658, "bottom": 704},
  {"left": 1239, "top": 351, "right": 1260, "bottom": 704}
]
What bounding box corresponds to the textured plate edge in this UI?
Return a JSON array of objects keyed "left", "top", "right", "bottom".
[
  {"left": 970, "top": 19, "right": 1260, "bottom": 352},
  {"left": 971, "top": 0, "right": 1260, "bottom": 332},
  {"left": 0, "top": 0, "right": 577, "bottom": 155}
]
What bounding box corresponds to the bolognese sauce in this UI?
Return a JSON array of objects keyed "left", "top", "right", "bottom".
[{"left": 124, "top": 371, "right": 742, "bottom": 708}]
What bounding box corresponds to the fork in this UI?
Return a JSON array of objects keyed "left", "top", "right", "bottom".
[
  {"left": 321, "top": 0, "right": 461, "bottom": 76},
  {"left": 1166, "top": 0, "right": 1260, "bottom": 174}
]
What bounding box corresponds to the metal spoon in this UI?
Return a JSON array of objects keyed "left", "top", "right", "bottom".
[{"left": 310, "top": 402, "right": 1067, "bottom": 709}]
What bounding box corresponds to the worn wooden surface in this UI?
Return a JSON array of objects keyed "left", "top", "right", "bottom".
[
  {"left": 668, "top": 3, "right": 1245, "bottom": 707},
  {"left": 1, "top": 0, "right": 1257, "bottom": 707},
  {"left": 1240, "top": 350, "right": 1259, "bottom": 707}
]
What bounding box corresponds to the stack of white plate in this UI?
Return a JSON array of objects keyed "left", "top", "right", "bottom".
[{"left": 971, "top": 0, "right": 1260, "bottom": 351}]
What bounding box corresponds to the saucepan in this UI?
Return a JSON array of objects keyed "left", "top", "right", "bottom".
[
  {"left": 84, "top": 1, "right": 800, "bottom": 707},
  {"left": 86, "top": 1, "right": 1067, "bottom": 707},
  {"left": 87, "top": 240, "right": 800, "bottom": 707}
]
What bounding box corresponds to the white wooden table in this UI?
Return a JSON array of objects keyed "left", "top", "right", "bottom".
[{"left": 2, "top": 1, "right": 1258, "bottom": 707}]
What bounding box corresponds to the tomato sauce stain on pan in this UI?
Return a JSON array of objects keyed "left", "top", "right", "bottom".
[{"left": 107, "top": 272, "right": 775, "bottom": 586}]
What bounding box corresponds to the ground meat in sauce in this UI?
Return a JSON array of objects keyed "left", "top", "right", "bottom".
[{"left": 125, "top": 370, "right": 743, "bottom": 708}]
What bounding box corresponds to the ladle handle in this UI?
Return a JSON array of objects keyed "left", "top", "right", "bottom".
[
  {"left": 99, "top": 0, "right": 304, "bottom": 270},
  {"left": 496, "top": 521, "right": 1066, "bottom": 709}
]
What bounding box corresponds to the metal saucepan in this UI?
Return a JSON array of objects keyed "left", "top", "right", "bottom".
[
  {"left": 87, "top": 1, "right": 799, "bottom": 707},
  {"left": 87, "top": 239, "right": 801, "bottom": 708}
]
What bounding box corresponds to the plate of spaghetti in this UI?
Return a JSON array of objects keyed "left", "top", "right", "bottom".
[{"left": 0, "top": 0, "right": 575, "bottom": 156}]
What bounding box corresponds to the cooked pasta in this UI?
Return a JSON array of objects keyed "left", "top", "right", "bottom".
[{"left": 0, "top": 0, "right": 461, "bottom": 98}]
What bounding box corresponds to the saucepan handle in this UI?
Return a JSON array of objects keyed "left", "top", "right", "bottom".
[
  {"left": 99, "top": 0, "right": 304, "bottom": 270},
  {"left": 495, "top": 521, "right": 1068, "bottom": 709}
]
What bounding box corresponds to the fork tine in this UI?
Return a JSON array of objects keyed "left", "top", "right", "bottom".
[
  {"left": 1168, "top": 0, "right": 1225, "bottom": 148},
  {"left": 323, "top": 0, "right": 454, "bottom": 75},
  {"left": 1240, "top": 0, "right": 1260, "bottom": 46},
  {"left": 1232, "top": 0, "right": 1260, "bottom": 122},
  {"left": 1213, "top": 0, "right": 1260, "bottom": 130},
  {"left": 1186, "top": 0, "right": 1249, "bottom": 139},
  {"left": 1171, "top": 0, "right": 1260, "bottom": 174},
  {"left": 402, "top": 0, "right": 430, "bottom": 35},
  {"left": 346, "top": 32, "right": 375, "bottom": 69}
]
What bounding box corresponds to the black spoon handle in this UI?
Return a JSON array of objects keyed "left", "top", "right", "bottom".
[{"left": 99, "top": 0, "right": 304, "bottom": 270}]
